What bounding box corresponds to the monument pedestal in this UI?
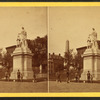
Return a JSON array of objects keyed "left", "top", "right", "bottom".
[
  {"left": 10, "top": 47, "right": 33, "bottom": 80},
  {"left": 81, "top": 48, "right": 100, "bottom": 80}
]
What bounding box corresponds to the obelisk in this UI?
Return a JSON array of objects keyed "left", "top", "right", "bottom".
[
  {"left": 65, "top": 40, "right": 69, "bottom": 53},
  {"left": 64, "top": 40, "right": 69, "bottom": 67}
]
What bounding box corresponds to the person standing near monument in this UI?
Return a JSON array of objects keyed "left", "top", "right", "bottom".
[
  {"left": 75, "top": 72, "right": 79, "bottom": 82},
  {"left": 87, "top": 71, "right": 91, "bottom": 83},
  {"left": 20, "top": 73, "right": 23, "bottom": 82},
  {"left": 90, "top": 74, "right": 93, "bottom": 83},
  {"left": 17, "top": 69, "right": 21, "bottom": 81},
  {"left": 33, "top": 71, "right": 36, "bottom": 83}
]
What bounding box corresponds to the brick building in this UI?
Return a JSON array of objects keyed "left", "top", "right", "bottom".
[
  {"left": 49, "top": 53, "right": 64, "bottom": 74},
  {"left": 76, "top": 40, "right": 100, "bottom": 69}
]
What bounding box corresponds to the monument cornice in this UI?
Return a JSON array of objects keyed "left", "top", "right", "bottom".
[
  {"left": 82, "top": 53, "right": 100, "bottom": 57},
  {"left": 11, "top": 52, "right": 33, "bottom": 57}
]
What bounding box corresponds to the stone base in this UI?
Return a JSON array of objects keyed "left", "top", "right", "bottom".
[
  {"left": 81, "top": 71, "right": 100, "bottom": 81},
  {"left": 12, "top": 47, "right": 32, "bottom": 54},
  {"left": 10, "top": 70, "right": 33, "bottom": 80},
  {"left": 36, "top": 73, "right": 47, "bottom": 78},
  {"left": 10, "top": 47, "right": 33, "bottom": 80},
  {"left": 81, "top": 70, "right": 96, "bottom": 80},
  {"left": 81, "top": 48, "right": 100, "bottom": 80}
]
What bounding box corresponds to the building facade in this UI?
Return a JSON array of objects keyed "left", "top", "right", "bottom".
[
  {"left": 49, "top": 53, "right": 64, "bottom": 74},
  {"left": 76, "top": 40, "right": 100, "bottom": 70}
]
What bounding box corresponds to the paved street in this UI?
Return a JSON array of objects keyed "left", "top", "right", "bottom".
[
  {"left": 0, "top": 81, "right": 47, "bottom": 93},
  {"left": 49, "top": 81, "right": 100, "bottom": 92}
]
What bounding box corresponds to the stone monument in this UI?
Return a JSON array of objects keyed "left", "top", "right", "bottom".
[
  {"left": 64, "top": 40, "right": 69, "bottom": 67},
  {"left": 65, "top": 40, "right": 69, "bottom": 53},
  {"left": 81, "top": 28, "right": 100, "bottom": 80},
  {"left": 10, "top": 27, "right": 33, "bottom": 79}
]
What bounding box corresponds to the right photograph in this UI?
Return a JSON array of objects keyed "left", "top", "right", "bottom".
[{"left": 48, "top": 7, "right": 100, "bottom": 92}]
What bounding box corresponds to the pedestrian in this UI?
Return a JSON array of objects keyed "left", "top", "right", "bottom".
[
  {"left": 20, "top": 73, "right": 23, "bottom": 82},
  {"left": 7, "top": 72, "right": 10, "bottom": 81},
  {"left": 5, "top": 71, "right": 8, "bottom": 81},
  {"left": 66, "top": 71, "right": 70, "bottom": 83},
  {"left": 87, "top": 71, "right": 90, "bottom": 83},
  {"left": 75, "top": 72, "right": 79, "bottom": 82},
  {"left": 33, "top": 72, "right": 36, "bottom": 83},
  {"left": 17, "top": 69, "right": 20, "bottom": 81},
  {"left": 90, "top": 74, "right": 93, "bottom": 83},
  {"left": 56, "top": 71, "right": 59, "bottom": 82},
  {"left": 75, "top": 72, "right": 78, "bottom": 82},
  {"left": 57, "top": 71, "right": 61, "bottom": 83}
]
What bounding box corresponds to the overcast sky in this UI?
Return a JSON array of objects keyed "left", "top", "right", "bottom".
[
  {"left": 0, "top": 7, "right": 47, "bottom": 48},
  {"left": 49, "top": 7, "right": 100, "bottom": 56},
  {"left": 1, "top": 7, "right": 100, "bottom": 56}
]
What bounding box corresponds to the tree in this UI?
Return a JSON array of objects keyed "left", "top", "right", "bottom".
[
  {"left": 64, "top": 49, "right": 83, "bottom": 79},
  {"left": 3, "top": 52, "right": 13, "bottom": 70},
  {"left": 64, "top": 49, "right": 73, "bottom": 70},
  {"left": 74, "top": 53, "right": 83, "bottom": 77},
  {"left": 27, "top": 35, "right": 47, "bottom": 73}
]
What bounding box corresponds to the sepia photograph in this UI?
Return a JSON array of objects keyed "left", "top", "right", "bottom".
[
  {"left": 49, "top": 7, "right": 100, "bottom": 92},
  {"left": 1, "top": 4, "right": 100, "bottom": 95},
  {"left": 0, "top": 7, "right": 48, "bottom": 93}
]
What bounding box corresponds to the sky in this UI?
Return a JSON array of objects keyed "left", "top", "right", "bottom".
[
  {"left": 0, "top": 7, "right": 47, "bottom": 48},
  {"left": 1, "top": 7, "right": 100, "bottom": 56},
  {"left": 49, "top": 7, "right": 100, "bottom": 56}
]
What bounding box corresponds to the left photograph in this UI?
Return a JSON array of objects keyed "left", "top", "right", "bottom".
[{"left": 0, "top": 7, "right": 48, "bottom": 92}]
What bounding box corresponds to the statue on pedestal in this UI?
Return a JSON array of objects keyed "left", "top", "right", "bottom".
[
  {"left": 82, "top": 28, "right": 100, "bottom": 81},
  {"left": 11, "top": 27, "right": 33, "bottom": 80},
  {"left": 17, "top": 27, "right": 28, "bottom": 48},
  {"left": 87, "top": 28, "right": 98, "bottom": 49}
]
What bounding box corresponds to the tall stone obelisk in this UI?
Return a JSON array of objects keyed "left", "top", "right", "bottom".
[
  {"left": 65, "top": 40, "right": 69, "bottom": 53},
  {"left": 81, "top": 28, "right": 100, "bottom": 80},
  {"left": 64, "top": 40, "right": 69, "bottom": 66},
  {"left": 10, "top": 27, "right": 33, "bottom": 80}
]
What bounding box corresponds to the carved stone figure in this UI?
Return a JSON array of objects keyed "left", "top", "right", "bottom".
[
  {"left": 16, "top": 27, "right": 28, "bottom": 48},
  {"left": 87, "top": 36, "right": 92, "bottom": 49},
  {"left": 87, "top": 28, "right": 98, "bottom": 49},
  {"left": 17, "top": 35, "right": 21, "bottom": 47}
]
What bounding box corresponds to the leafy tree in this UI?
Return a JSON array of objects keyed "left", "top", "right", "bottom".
[
  {"left": 74, "top": 53, "right": 83, "bottom": 77},
  {"left": 64, "top": 49, "right": 74, "bottom": 70},
  {"left": 0, "top": 51, "right": 13, "bottom": 72},
  {"left": 3, "top": 52, "right": 13, "bottom": 70},
  {"left": 64, "top": 49, "right": 83, "bottom": 79},
  {"left": 27, "top": 35, "right": 47, "bottom": 73}
]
